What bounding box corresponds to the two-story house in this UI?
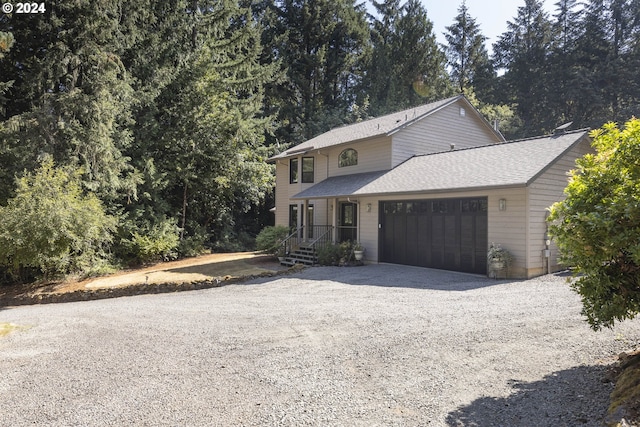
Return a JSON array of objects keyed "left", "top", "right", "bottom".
[{"left": 268, "top": 95, "right": 591, "bottom": 278}]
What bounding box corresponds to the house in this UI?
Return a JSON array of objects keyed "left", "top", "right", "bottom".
[{"left": 268, "top": 95, "right": 592, "bottom": 278}]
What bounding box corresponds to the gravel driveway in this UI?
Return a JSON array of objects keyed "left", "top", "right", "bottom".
[{"left": 1, "top": 264, "right": 639, "bottom": 426}]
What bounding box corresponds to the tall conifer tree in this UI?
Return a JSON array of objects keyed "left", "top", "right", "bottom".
[
  {"left": 443, "top": 1, "right": 494, "bottom": 98},
  {"left": 493, "top": 0, "right": 554, "bottom": 136},
  {"left": 365, "top": 0, "right": 451, "bottom": 116}
]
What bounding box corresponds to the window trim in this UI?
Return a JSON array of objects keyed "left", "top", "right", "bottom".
[
  {"left": 301, "top": 156, "right": 314, "bottom": 183},
  {"left": 289, "top": 158, "right": 298, "bottom": 184},
  {"left": 339, "top": 148, "right": 358, "bottom": 167}
]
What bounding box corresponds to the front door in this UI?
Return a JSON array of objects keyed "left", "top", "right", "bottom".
[{"left": 338, "top": 202, "right": 357, "bottom": 242}]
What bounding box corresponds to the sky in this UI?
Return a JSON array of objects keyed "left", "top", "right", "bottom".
[{"left": 371, "top": 0, "right": 559, "bottom": 53}]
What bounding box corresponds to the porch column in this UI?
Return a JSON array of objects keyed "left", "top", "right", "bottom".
[
  {"left": 303, "top": 199, "right": 309, "bottom": 242},
  {"left": 331, "top": 197, "right": 338, "bottom": 243},
  {"left": 297, "top": 202, "right": 303, "bottom": 240}
]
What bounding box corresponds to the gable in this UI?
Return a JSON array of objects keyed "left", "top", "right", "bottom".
[
  {"left": 268, "top": 95, "right": 502, "bottom": 162},
  {"left": 391, "top": 98, "right": 505, "bottom": 167}
]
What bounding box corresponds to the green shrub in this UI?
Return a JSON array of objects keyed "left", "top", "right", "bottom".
[
  {"left": 548, "top": 119, "right": 640, "bottom": 330},
  {"left": 339, "top": 240, "right": 354, "bottom": 261},
  {"left": 120, "top": 217, "right": 180, "bottom": 265},
  {"left": 211, "top": 230, "right": 256, "bottom": 253},
  {"left": 0, "top": 159, "right": 117, "bottom": 281},
  {"left": 317, "top": 244, "right": 341, "bottom": 265},
  {"left": 178, "top": 234, "right": 207, "bottom": 258},
  {"left": 255, "top": 225, "right": 290, "bottom": 256}
]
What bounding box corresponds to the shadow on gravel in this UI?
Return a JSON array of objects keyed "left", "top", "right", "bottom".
[
  {"left": 251, "top": 264, "right": 522, "bottom": 291},
  {"left": 446, "top": 365, "right": 614, "bottom": 427}
]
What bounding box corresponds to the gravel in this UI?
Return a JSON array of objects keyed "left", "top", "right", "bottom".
[{"left": 1, "top": 264, "right": 639, "bottom": 426}]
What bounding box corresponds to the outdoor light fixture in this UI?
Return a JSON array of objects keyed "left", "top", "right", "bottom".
[
  {"left": 367, "top": 203, "right": 371, "bottom": 212},
  {"left": 499, "top": 199, "right": 507, "bottom": 211}
]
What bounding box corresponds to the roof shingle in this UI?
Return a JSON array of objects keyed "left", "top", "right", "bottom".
[
  {"left": 292, "top": 130, "right": 589, "bottom": 199},
  {"left": 270, "top": 96, "right": 463, "bottom": 160}
]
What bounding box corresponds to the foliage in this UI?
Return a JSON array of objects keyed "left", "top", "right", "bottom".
[
  {"left": 443, "top": 1, "right": 493, "bottom": 96},
  {"left": 259, "top": 0, "right": 370, "bottom": 142},
  {"left": 317, "top": 243, "right": 342, "bottom": 266},
  {"left": 548, "top": 119, "right": 640, "bottom": 330},
  {"left": 492, "top": 0, "right": 554, "bottom": 137},
  {"left": 0, "top": 31, "right": 14, "bottom": 113},
  {"left": 487, "top": 243, "right": 514, "bottom": 266},
  {"left": 119, "top": 217, "right": 180, "bottom": 265},
  {"left": 255, "top": 225, "right": 290, "bottom": 256},
  {"left": 0, "top": 159, "right": 116, "bottom": 281},
  {"left": 364, "top": 0, "right": 452, "bottom": 116}
]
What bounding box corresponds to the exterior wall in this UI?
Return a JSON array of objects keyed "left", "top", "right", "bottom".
[
  {"left": 355, "top": 188, "right": 529, "bottom": 278},
  {"left": 326, "top": 136, "right": 392, "bottom": 177},
  {"left": 526, "top": 137, "right": 593, "bottom": 276},
  {"left": 391, "top": 100, "right": 503, "bottom": 167},
  {"left": 274, "top": 152, "right": 330, "bottom": 228}
]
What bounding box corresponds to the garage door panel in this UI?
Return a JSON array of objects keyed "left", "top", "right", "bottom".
[{"left": 380, "top": 198, "right": 487, "bottom": 275}]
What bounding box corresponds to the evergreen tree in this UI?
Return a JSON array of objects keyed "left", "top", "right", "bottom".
[
  {"left": 546, "top": 0, "right": 583, "bottom": 125},
  {"left": 443, "top": 1, "right": 493, "bottom": 97},
  {"left": 124, "top": 0, "right": 277, "bottom": 250},
  {"left": 573, "top": 0, "right": 640, "bottom": 127},
  {"left": 493, "top": 0, "right": 554, "bottom": 137},
  {"left": 263, "top": 0, "right": 370, "bottom": 142},
  {"left": 0, "top": 1, "right": 141, "bottom": 205},
  {"left": 0, "top": 31, "right": 13, "bottom": 113},
  {"left": 365, "top": 0, "right": 451, "bottom": 116}
]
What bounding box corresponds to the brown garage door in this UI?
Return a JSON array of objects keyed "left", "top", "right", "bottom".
[{"left": 379, "top": 198, "right": 488, "bottom": 274}]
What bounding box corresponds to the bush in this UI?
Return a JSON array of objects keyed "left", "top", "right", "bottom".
[
  {"left": 255, "top": 225, "right": 290, "bottom": 256},
  {"left": 119, "top": 217, "right": 180, "bottom": 265},
  {"left": 0, "top": 159, "right": 116, "bottom": 281},
  {"left": 317, "top": 244, "right": 341, "bottom": 265},
  {"left": 548, "top": 119, "right": 640, "bottom": 330},
  {"left": 211, "top": 230, "right": 256, "bottom": 253},
  {"left": 178, "top": 234, "right": 207, "bottom": 258}
]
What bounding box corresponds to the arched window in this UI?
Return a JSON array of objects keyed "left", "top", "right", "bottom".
[{"left": 339, "top": 148, "right": 358, "bottom": 167}]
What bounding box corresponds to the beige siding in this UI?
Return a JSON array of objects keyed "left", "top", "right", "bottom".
[
  {"left": 355, "top": 189, "right": 529, "bottom": 278},
  {"left": 274, "top": 153, "right": 329, "bottom": 227},
  {"left": 391, "top": 100, "right": 502, "bottom": 167},
  {"left": 327, "top": 137, "right": 392, "bottom": 177},
  {"left": 274, "top": 161, "right": 290, "bottom": 227},
  {"left": 487, "top": 189, "right": 528, "bottom": 278},
  {"left": 526, "top": 138, "right": 594, "bottom": 275}
]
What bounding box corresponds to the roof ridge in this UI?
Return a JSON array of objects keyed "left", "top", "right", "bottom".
[
  {"left": 508, "top": 127, "right": 591, "bottom": 143},
  {"left": 328, "top": 95, "right": 462, "bottom": 132}
]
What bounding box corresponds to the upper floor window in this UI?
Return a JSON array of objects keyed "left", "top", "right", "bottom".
[
  {"left": 290, "top": 158, "right": 298, "bottom": 184},
  {"left": 302, "top": 157, "right": 314, "bottom": 183},
  {"left": 339, "top": 148, "right": 358, "bottom": 167}
]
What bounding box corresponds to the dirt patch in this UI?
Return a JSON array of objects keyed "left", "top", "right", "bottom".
[{"left": 0, "top": 252, "right": 290, "bottom": 306}]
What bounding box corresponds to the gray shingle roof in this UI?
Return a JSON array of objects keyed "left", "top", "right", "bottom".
[
  {"left": 270, "top": 96, "right": 464, "bottom": 160},
  {"left": 292, "top": 130, "right": 589, "bottom": 199}
]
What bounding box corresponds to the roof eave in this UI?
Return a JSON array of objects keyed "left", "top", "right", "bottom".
[{"left": 290, "top": 183, "right": 528, "bottom": 200}]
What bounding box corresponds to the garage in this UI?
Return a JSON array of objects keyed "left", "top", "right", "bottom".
[{"left": 379, "top": 198, "right": 488, "bottom": 274}]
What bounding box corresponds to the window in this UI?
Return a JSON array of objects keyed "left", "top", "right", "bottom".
[
  {"left": 289, "top": 158, "right": 298, "bottom": 184},
  {"left": 302, "top": 157, "right": 314, "bottom": 183},
  {"left": 338, "top": 148, "right": 358, "bottom": 167},
  {"left": 289, "top": 204, "right": 298, "bottom": 229}
]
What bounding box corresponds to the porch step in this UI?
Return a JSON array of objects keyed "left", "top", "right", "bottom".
[{"left": 281, "top": 246, "right": 317, "bottom": 266}]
